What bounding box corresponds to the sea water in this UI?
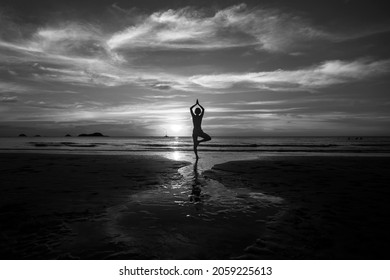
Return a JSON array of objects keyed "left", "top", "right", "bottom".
[{"left": 1, "top": 136, "right": 389, "bottom": 154}]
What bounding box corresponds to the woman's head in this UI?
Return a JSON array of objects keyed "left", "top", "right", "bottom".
[{"left": 195, "top": 108, "right": 201, "bottom": 115}]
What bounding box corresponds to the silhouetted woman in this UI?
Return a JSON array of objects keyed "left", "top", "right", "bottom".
[{"left": 190, "top": 99, "right": 211, "bottom": 159}]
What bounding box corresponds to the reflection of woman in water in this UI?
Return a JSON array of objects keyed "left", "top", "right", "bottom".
[
  {"left": 190, "top": 158, "right": 202, "bottom": 202},
  {"left": 190, "top": 99, "right": 211, "bottom": 159}
]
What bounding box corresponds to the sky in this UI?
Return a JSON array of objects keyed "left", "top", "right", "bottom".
[{"left": 1, "top": 0, "right": 390, "bottom": 136}]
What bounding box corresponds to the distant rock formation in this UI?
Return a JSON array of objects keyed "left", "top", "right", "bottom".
[
  {"left": 18, "top": 134, "right": 27, "bottom": 137},
  {"left": 34, "top": 135, "right": 41, "bottom": 137},
  {"left": 78, "top": 132, "right": 107, "bottom": 137},
  {"left": 65, "top": 134, "right": 72, "bottom": 137}
]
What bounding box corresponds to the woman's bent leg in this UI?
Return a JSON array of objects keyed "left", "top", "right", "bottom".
[{"left": 198, "top": 131, "right": 211, "bottom": 143}]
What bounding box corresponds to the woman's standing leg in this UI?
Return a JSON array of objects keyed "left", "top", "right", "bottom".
[{"left": 192, "top": 134, "right": 199, "bottom": 159}]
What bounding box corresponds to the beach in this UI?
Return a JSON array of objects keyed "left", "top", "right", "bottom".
[
  {"left": 0, "top": 153, "right": 189, "bottom": 259},
  {"left": 205, "top": 156, "right": 390, "bottom": 259},
  {"left": 1, "top": 151, "right": 390, "bottom": 259}
]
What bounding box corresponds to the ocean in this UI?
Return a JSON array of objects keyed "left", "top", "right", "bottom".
[{"left": 1, "top": 136, "right": 389, "bottom": 155}]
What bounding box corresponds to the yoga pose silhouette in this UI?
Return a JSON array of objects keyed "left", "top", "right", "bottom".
[{"left": 190, "top": 99, "right": 211, "bottom": 159}]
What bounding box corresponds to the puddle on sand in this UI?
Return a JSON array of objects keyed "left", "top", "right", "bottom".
[{"left": 103, "top": 158, "right": 285, "bottom": 259}]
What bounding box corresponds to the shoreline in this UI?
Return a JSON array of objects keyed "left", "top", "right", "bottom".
[
  {"left": 1, "top": 148, "right": 390, "bottom": 155},
  {"left": 1, "top": 135, "right": 390, "bottom": 156}
]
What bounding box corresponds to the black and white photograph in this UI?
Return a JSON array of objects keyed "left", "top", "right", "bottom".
[{"left": 1, "top": 0, "right": 390, "bottom": 263}]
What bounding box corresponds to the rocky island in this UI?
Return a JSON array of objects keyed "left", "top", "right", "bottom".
[{"left": 78, "top": 132, "right": 107, "bottom": 137}]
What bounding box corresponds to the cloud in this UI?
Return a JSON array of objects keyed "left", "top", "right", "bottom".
[
  {"left": 189, "top": 59, "right": 390, "bottom": 91},
  {"left": 0, "top": 33, "right": 189, "bottom": 89},
  {"left": 0, "top": 96, "right": 18, "bottom": 103},
  {"left": 0, "top": 17, "right": 130, "bottom": 88},
  {"left": 150, "top": 84, "right": 172, "bottom": 90},
  {"left": 0, "top": 81, "right": 27, "bottom": 93},
  {"left": 31, "top": 23, "right": 107, "bottom": 57},
  {"left": 0, "top": 22, "right": 120, "bottom": 63},
  {"left": 1, "top": 5, "right": 389, "bottom": 97},
  {"left": 30, "top": 62, "right": 126, "bottom": 87},
  {"left": 228, "top": 100, "right": 288, "bottom": 106},
  {"left": 107, "top": 4, "right": 328, "bottom": 52},
  {"left": 143, "top": 94, "right": 187, "bottom": 99},
  {"left": 206, "top": 107, "right": 305, "bottom": 114}
]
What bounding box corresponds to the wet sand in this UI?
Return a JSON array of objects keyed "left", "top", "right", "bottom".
[
  {"left": 204, "top": 156, "right": 390, "bottom": 259},
  {"left": 2, "top": 153, "right": 389, "bottom": 259},
  {"left": 0, "top": 153, "right": 188, "bottom": 259},
  {"left": 0, "top": 152, "right": 281, "bottom": 259}
]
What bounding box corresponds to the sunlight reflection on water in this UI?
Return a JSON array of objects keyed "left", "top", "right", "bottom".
[{"left": 171, "top": 151, "right": 183, "bottom": 161}]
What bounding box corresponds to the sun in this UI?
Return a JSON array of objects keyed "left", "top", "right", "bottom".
[{"left": 170, "top": 124, "right": 182, "bottom": 134}]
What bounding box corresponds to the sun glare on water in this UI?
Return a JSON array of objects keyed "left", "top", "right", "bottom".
[{"left": 171, "top": 151, "right": 183, "bottom": 161}]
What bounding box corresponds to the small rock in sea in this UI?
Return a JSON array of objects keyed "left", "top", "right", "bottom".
[
  {"left": 18, "top": 133, "right": 27, "bottom": 137},
  {"left": 78, "top": 132, "right": 107, "bottom": 137}
]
